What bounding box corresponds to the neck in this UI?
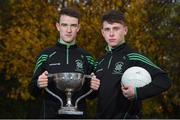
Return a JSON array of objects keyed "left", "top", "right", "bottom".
[
  {"left": 59, "top": 39, "right": 76, "bottom": 46},
  {"left": 108, "top": 39, "right": 125, "bottom": 50}
]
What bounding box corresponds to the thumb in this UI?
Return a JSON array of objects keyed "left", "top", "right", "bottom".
[
  {"left": 122, "top": 85, "right": 129, "bottom": 90},
  {"left": 91, "top": 72, "right": 96, "bottom": 79},
  {"left": 91, "top": 72, "right": 95, "bottom": 76},
  {"left": 43, "top": 71, "right": 48, "bottom": 76}
]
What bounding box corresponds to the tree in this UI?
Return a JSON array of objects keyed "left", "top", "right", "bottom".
[
  {"left": 141, "top": 1, "right": 180, "bottom": 118},
  {"left": 0, "top": 0, "right": 58, "bottom": 117},
  {"left": 0, "top": 0, "right": 179, "bottom": 118}
]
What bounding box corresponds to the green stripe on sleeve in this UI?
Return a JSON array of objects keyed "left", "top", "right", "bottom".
[
  {"left": 33, "top": 54, "right": 48, "bottom": 74},
  {"left": 35, "top": 56, "right": 48, "bottom": 67},
  {"left": 128, "top": 53, "right": 154, "bottom": 63},
  {"left": 94, "top": 62, "right": 99, "bottom": 70},
  {"left": 36, "top": 55, "right": 48, "bottom": 63},
  {"left": 128, "top": 53, "right": 160, "bottom": 69},
  {"left": 85, "top": 56, "right": 95, "bottom": 65}
]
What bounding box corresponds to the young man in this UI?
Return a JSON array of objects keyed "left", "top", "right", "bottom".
[
  {"left": 29, "top": 7, "right": 94, "bottom": 118},
  {"left": 90, "top": 10, "right": 171, "bottom": 118}
]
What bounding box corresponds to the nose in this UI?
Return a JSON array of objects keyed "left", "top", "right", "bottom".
[
  {"left": 109, "top": 30, "right": 114, "bottom": 37},
  {"left": 67, "top": 26, "right": 72, "bottom": 33}
]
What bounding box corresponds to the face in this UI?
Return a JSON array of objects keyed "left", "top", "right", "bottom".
[
  {"left": 56, "top": 15, "right": 80, "bottom": 43},
  {"left": 101, "top": 21, "right": 128, "bottom": 48}
]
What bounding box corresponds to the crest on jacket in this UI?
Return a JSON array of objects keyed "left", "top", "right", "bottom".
[
  {"left": 75, "top": 59, "right": 84, "bottom": 72},
  {"left": 112, "top": 61, "right": 124, "bottom": 74}
]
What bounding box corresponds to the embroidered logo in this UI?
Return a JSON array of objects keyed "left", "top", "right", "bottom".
[
  {"left": 112, "top": 62, "right": 124, "bottom": 74},
  {"left": 75, "top": 59, "right": 84, "bottom": 72}
]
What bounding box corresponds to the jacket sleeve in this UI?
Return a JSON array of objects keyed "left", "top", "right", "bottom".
[
  {"left": 127, "top": 53, "right": 171, "bottom": 100},
  {"left": 82, "top": 54, "right": 98, "bottom": 99},
  {"left": 136, "top": 72, "right": 171, "bottom": 100},
  {"left": 86, "top": 58, "right": 100, "bottom": 99},
  {"left": 28, "top": 53, "right": 48, "bottom": 98}
]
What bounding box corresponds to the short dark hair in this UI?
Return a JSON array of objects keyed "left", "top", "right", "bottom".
[
  {"left": 101, "top": 10, "right": 125, "bottom": 25},
  {"left": 59, "top": 7, "right": 80, "bottom": 21}
]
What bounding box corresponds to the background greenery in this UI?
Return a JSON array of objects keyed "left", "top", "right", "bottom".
[{"left": 0, "top": 0, "right": 179, "bottom": 118}]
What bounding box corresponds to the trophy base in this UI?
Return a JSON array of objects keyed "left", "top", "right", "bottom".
[{"left": 58, "top": 107, "right": 83, "bottom": 115}]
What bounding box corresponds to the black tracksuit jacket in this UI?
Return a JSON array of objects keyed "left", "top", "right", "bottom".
[
  {"left": 28, "top": 41, "right": 94, "bottom": 118},
  {"left": 94, "top": 43, "right": 171, "bottom": 119}
]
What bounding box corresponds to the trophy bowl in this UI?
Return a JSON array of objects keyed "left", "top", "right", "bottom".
[
  {"left": 53, "top": 72, "right": 84, "bottom": 92},
  {"left": 46, "top": 72, "right": 93, "bottom": 115}
]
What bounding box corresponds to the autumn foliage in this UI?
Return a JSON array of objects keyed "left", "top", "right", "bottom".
[{"left": 0, "top": 0, "right": 179, "bottom": 118}]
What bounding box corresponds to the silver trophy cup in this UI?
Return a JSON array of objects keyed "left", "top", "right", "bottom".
[{"left": 45, "top": 72, "right": 93, "bottom": 115}]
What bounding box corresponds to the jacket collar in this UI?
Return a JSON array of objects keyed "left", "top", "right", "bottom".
[
  {"left": 106, "top": 42, "right": 127, "bottom": 53},
  {"left": 56, "top": 40, "right": 77, "bottom": 49}
]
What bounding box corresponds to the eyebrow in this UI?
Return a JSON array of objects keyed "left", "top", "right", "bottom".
[
  {"left": 60, "top": 23, "right": 78, "bottom": 26},
  {"left": 103, "top": 26, "right": 121, "bottom": 29}
]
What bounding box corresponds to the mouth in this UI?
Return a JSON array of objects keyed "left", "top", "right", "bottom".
[
  {"left": 109, "top": 39, "right": 116, "bottom": 42},
  {"left": 65, "top": 34, "right": 72, "bottom": 37}
]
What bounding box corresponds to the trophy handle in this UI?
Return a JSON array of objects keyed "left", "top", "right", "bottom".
[
  {"left": 45, "top": 88, "right": 63, "bottom": 108},
  {"left": 84, "top": 75, "right": 92, "bottom": 79},
  {"left": 75, "top": 74, "right": 93, "bottom": 108},
  {"left": 75, "top": 89, "right": 93, "bottom": 108}
]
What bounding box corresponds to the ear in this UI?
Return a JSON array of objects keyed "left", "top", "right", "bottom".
[
  {"left": 124, "top": 26, "right": 128, "bottom": 35},
  {"left": 56, "top": 22, "right": 60, "bottom": 31},
  {"left": 77, "top": 24, "right": 80, "bottom": 32},
  {"left": 101, "top": 29, "right": 105, "bottom": 37}
]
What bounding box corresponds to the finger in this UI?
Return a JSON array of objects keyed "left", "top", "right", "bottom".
[
  {"left": 38, "top": 77, "right": 48, "bottom": 82},
  {"left": 39, "top": 81, "right": 48, "bottom": 85},
  {"left": 91, "top": 82, "right": 100, "bottom": 89},
  {"left": 39, "top": 84, "right": 48, "bottom": 88},
  {"left": 121, "top": 83, "right": 125, "bottom": 87},
  {"left": 91, "top": 79, "right": 100, "bottom": 84},
  {"left": 38, "top": 82, "right": 47, "bottom": 88},
  {"left": 123, "top": 94, "right": 127, "bottom": 98},
  {"left": 90, "top": 85, "right": 99, "bottom": 90},
  {"left": 40, "top": 73, "right": 49, "bottom": 79},
  {"left": 122, "top": 87, "right": 127, "bottom": 93},
  {"left": 90, "top": 82, "right": 100, "bottom": 90},
  {"left": 39, "top": 74, "right": 47, "bottom": 79},
  {"left": 39, "top": 80, "right": 48, "bottom": 84},
  {"left": 38, "top": 77, "right": 48, "bottom": 86},
  {"left": 91, "top": 80, "right": 99, "bottom": 87},
  {"left": 38, "top": 80, "right": 48, "bottom": 87},
  {"left": 123, "top": 85, "right": 129, "bottom": 90},
  {"left": 121, "top": 86, "right": 124, "bottom": 90},
  {"left": 127, "top": 94, "right": 134, "bottom": 100},
  {"left": 127, "top": 96, "right": 134, "bottom": 100},
  {"left": 91, "top": 82, "right": 99, "bottom": 88}
]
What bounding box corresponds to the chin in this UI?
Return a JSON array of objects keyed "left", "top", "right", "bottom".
[
  {"left": 67, "top": 41, "right": 73, "bottom": 43},
  {"left": 109, "top": 43, "right": 118, "bottom": 47},
  {"left": 64, "top": 40, "right": 73, "bottom": 43}
]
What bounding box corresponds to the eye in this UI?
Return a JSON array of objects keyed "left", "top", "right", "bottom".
[
  {"left": 71, "top": 24, "right": 78, "bottom": 28},
  {"left": 61, "top": 23, "right": 68, "bottom": 27},
  {"left": 104, "top": 28, "right": 110, "bottom": 32},
  {"left": 113, "top": 27, "right": 120, "bottom": 31}
]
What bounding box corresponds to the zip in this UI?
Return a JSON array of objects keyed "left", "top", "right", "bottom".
[
  {"left": 108, "top": 52, "right": 112, "bottom": 69},
  {"left": 107, "top": 55, "right": 112, "bottom": 69},
  {"left": 66, "top": 45, "right": 70, "bottom": 64}
]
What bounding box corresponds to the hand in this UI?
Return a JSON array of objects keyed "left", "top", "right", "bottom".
[
  {"left": 121, "top": 85, "right": 135, "bottom": 100},
  {"left": 90, "top": 73, "right": 100, "bottom": 91},
  {"left": 37, "top": 71, "right": 48, "bottom": 88}
]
